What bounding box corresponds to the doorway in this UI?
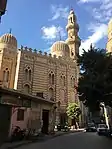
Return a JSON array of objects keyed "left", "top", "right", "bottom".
[
  {"left": 0, "top": 104, "right": 11, "bottom": 144},
  {"left": 41, "top": 109, "right": 49, "bottom": 134},
  {"left": 60, "top": 113, "right": 67, "bottom": 126}
]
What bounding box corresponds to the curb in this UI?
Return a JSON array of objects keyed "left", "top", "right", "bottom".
[{"left": 4, "top": 130, "right": 83, "bottom": 149}]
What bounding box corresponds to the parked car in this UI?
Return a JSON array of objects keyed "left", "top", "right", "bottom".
[
  {"left": 106, "top": 128, "right": 112, "bottom": 138},
  {"left": 85, "top": 123, "right": 96, "bottom": 132},
  {"left": 97, "top": 124, "right": 108, "bottom": 135}
]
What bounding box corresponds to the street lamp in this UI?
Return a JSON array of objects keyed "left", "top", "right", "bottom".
[{"left": 0, "top": 0, "right": 7, "bottom": 22}]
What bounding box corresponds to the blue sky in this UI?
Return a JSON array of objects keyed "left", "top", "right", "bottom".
[{"left": 0, "top": 0, "right": 112, "bottom": 54}]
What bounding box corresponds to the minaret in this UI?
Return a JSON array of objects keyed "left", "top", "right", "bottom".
[
  {"left": 106, "top": 19, "right": 112, "bottom": 53},
  {"left": 66, "top": 9, "right": 81, "bottom": 59}
]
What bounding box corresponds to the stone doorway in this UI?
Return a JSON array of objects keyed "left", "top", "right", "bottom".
[
  {"left": 41, "top": 109, "right": 49, "bottom": 134},
  {"left": 0, "top": 104, "right": 11, "bottom": 144}
]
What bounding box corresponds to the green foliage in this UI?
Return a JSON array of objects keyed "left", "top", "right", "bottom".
[
  {"left": 77, "top": 47, "right": 112, "bottom": 112},
  {"left": 66, "top": 102, "right": 81, "bottom": 120}
]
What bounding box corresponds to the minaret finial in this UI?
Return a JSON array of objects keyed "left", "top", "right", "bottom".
[
  {"left": 71, "top": 6, "right": 73, "bottom": 11},
  {"left": 58, "top": 30, "right": 61, "bottom": 41},
  {"left": 9, "top": 28, "right": 12, "bottom": 34},
  {"left": 70, "top": 7, "right": 74, "bottom": 14}
]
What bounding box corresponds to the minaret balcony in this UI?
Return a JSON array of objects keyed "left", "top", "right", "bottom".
[
  {"left": 66, "top": 38, "right": 75, "bottom": 44},
  {"left": 66, "top": 37, "right": 81, "bottom": 45},
  {"left": 66, "top": 23, "right": 79, "bottom": 31}
]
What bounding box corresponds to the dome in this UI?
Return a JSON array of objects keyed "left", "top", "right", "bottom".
[
  {"left": 51, "top": 41, "right": 70, "bottom": 57},
  {"left": 0, "top": 33, "right": 17, "bottom": 48}
]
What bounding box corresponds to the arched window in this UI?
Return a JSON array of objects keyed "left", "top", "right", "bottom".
[
  {"left": 25, "top": 69, "right": 28, "bottom": 80},
  {"left": 52, "top": 74, "right": 54, "bottom": 85},
  {"left": 73, "top": 78, "right": 75, "bottom": 87},
  {"left": 71, "top": 77, "right": 75, "bottom": 88},
  {"left": 63, "top": 76, "right": 65, "bottom": 86},
  {"left": 49, "top": 72, "right": 55, "bottom": 85},
  {"left": 25, "top": 66, "right": 31, "bottom": 81},
  {"left": 3, "top": 68, "right": 9, "bottom": 82},
  {"left": 60, "top": 75, "right": 66, "bottom": 87},
  {"left": 24, "top": 84, "right": 30, "bottom": 93},
  {"left": 49, "top": 74, "right": 52, "bottom": 84},
  {"left": 70, "top": 17, "right": 73, "bottom": 23},
  {"left": 60, "top": 76, "right": 63, "bottom": 86},
  {"left": 71, "top": 51, "right": 74, "bottom": 56},
  {"left": 48, "top": 88, "right": 54, "bottom": 101},
  {"left": 29, "top": 69, "right": 31, "bottom": 81},
  {"left": 71, "top": 77, "right": 73, "bottom": 87},
  {"left": 60, "top": 89, "right": 66, "bottom": 103}
]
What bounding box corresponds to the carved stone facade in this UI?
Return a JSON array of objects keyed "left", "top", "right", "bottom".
[
  {"left": 0, "top": 10, "right": 81, "bottom": 126},
  {"left": 107, "top": 19, "right": 112, "bottom": 52}
]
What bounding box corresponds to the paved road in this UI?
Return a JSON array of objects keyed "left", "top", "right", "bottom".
[{"left": 16, "top": 132, "right": 112, "bottom": 149}]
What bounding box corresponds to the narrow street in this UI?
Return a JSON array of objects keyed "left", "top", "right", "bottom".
[{"left": 16, "top": 132, "right": 112, "bottom": 149}]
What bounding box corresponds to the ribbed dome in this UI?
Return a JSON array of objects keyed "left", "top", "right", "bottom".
[
  {"left": 51, "top": 41, "right": 70, "bottom": 57},
  {"left": 0, "top": 33, "right": 17, "bottom": 48}
]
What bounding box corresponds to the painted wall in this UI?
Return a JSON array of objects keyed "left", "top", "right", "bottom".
[
  {"left": 9, "top": 103, "right": 54, "bottom": 136},
  {"left": 9, "top": 107, "right": 30, "bottom": 135}
]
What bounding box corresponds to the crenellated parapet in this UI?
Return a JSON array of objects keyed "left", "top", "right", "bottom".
[
  {"left": 19, "top": 45, "right": 74, "bottom": 64},
  {"left": 20, "top": 45, "right": 50, "bottom": 56}
]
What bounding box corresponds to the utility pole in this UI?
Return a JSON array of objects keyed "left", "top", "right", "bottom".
[{"left": 0, "top": 0, "right": 7, "bottom": 22}]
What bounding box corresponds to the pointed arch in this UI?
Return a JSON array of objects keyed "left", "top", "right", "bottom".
[
  {"left": 60, "top": 76, "right": 63, "bottom": 86},
  {"left": 71, "top": 77, "right": 73, "bottom": 87},
  {"left": 49, "top": 73, "right": 52, "bottom": 84},
  {"left": 70, "top": 17, "right": 73, "bottom": 23},
  {"left": 29, "top": 69, "right": 31, "bottom": 81},
  {"left": 49, "top": 71, "right": 55, "bottom": 85},
  {"left": 63, "top": 76, "right": 65, "bottom": 86},
  {"left": 24, "top": 84, "right": 30, "bottom": 93},
  {"left": 3, "top": 68, "right": 9, "bottom": 82},
  {"left": 48, "top": 88, "right": 54, "bottom": 101},
  {"left": 52, "top": 74, "right": 54, "bottom": 85},
  {"left": 60, "top": 75, "right": 66, "bottom": 87},
  {"left": 25, "top": 66, "right": 32, "bottom": 81},
  {"left": 25, "top": 69, "right": 28, "bottom": 80},
  {"left": 71, "top": 76, "right": 75, "bottom": 88}
]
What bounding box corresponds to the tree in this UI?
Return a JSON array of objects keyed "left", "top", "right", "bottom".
[
  {"left": 77, "top": 46, "right": 112, "bottom": 112},
  {"left": 0, "top": 0, "right": 7, "bottom": 16},
  {"left": 66, "top": 102, "right": 81, "bottom": 128},
  {"left": 0, "top": 0, "right": 7, "bottom": 22}
]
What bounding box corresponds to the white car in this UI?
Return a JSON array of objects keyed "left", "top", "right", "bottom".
[{"left": 97, "top": 124, "right": 108, "bottom": 135}]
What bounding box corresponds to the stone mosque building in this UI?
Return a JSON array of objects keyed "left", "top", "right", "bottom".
[{"left": 0, "top": 10, "right": 82, "bottom": 126}]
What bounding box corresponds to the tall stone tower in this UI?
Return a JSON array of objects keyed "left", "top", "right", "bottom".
[
  {"left": 107, "top": 19, "right": 112, "bottom": 52},
  {"left": 66, "top": 9, "right": 81, "bottom": 59},
  {"left": 0, "top": 33, "right": 18, "bottom": 88}
]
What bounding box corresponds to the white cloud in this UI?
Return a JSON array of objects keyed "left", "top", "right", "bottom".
[
  {"left": 79, "top": 23, "right": 107, "bottom": 55},
  {"left": 77, "top": 0, "right": 112, "bottom": 54},
  {"left": 41, "top": 25, "right": 66, "bottom": 44},
  {"left": 78, "top": 0, "right": 112, "bottom": 22},
  {"left": 78, "top": 0, "right": 100, "bottom": 3},
  {"left": 50, "top": 5, "right": 69, "bottom": 20}
]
